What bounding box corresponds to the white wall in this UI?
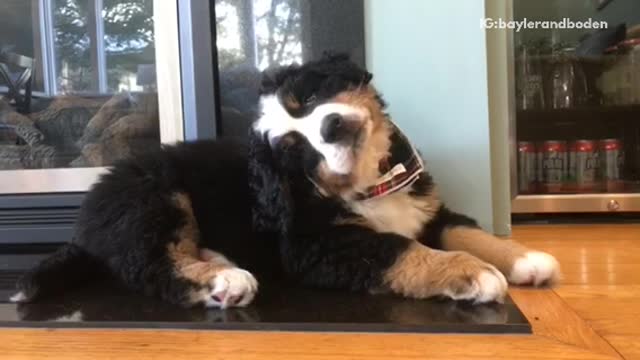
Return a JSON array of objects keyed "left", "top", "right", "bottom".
[{"left": 365, "top": 0, "right": 500, "bottom": 233}]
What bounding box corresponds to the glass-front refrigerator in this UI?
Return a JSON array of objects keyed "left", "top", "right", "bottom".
[{"left": 511, "top": 0, "right": 640, "bottom": 214}]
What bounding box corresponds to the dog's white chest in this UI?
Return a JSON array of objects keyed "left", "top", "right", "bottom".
[{"left": 348, "top": 190, "right": 434, "bottom": 239}]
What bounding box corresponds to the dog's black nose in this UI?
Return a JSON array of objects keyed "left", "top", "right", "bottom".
[{"left": 321, "top": 113, "right": 346, "bottom": 143}]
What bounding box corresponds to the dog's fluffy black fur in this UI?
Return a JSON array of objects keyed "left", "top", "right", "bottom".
[{"left": 15, "top": 54, "right": 558, "bottom": 308}]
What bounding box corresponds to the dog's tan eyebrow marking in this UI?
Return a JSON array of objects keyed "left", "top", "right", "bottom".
[
  {"left": 283, "top": 93, "right": 301, "bottom": 110},
  {"left": 331, "top": 87, "right": 382, "bottom": 118}
]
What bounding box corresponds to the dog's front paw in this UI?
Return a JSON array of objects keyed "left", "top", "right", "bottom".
[
  {"left": 509, "top": 251, "right": 560, "bottom": 286},
  {"left": 384, "top": 246, "right": 507, "bottom": 304},
  {"left": 443, "top": 256, "right": 508, "bottom": 304},
  {"left": 206, "top": 268, "right": 258, "bottom": 309}
]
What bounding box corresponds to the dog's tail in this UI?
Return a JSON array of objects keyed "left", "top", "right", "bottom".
[{"left": 11, "top": 243, "right": 105, "bottom": 303}]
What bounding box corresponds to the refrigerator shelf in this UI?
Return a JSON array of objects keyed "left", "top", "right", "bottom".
[{"left": 512, "top": 193, "right": 640, "bottom": 213}]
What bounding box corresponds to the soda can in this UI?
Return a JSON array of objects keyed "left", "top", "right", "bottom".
[
  {"left": 568, "top": 140, "right": 598, "bottom": 192},
  {"left": 599, "top": 138, "right": 624, "bottom": 192},
  {"left": 539, "top": 140, "right": 568, "bottom": 193},
  {"left": 517, "top": 141, "right": 537, "bottom": 193},
  {"left": 536, "top": 145, "right": 543, "bottom": 185}
]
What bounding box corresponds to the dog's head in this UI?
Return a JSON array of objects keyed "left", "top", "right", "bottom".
[{"left": 253, "top": 53, "right": 392, "bottom": 196}]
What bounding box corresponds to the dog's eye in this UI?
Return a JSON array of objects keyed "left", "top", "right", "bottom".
[{"left": 304, "top": 94, "right": 317, "bottom": 105}]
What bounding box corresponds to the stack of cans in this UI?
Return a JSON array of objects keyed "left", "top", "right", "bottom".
[{"left": 517, "top": 139, "right": 624, "bottom": 194}]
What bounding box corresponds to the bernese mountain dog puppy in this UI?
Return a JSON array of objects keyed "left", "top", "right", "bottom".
[{"left": 12, "top": 54, "right": 560, "bottom": 309}]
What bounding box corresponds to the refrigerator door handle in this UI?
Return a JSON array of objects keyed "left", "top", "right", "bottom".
[{"left": 506, "top": 0, "right": 518, "bottom": 201}]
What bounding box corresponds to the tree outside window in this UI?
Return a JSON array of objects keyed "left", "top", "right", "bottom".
[{"left": 52, "top": 0, "right": 155, "bottom": 94}]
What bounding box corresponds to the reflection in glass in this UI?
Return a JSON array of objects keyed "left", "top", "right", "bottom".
[
  {"left": 216, "top": 0, "right": 302, "bottom": 71},
  {"left": 53, "top": 0, "right": 94, "bottom": 93},
  {"left": 103, "top": 0, "right": 155, "bottom": 92},
  {"left": 0, "top": 1, "right": 40, "bottom": 91},
  {"left": 0, "top": 0, "right": 159, "bottom": 170}
]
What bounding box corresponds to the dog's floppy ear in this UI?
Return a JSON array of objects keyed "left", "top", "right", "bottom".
[
  {"left": 319, "top": 51, "right": 373, "bottom": 85},
  {"left": 259, "top": 64, "right": 299, "bottom": 95},
  {"left": 259, "top": 69, "right": 280, "bottom": 95},
  {"left": 248, "top": 129, "right": 293, "bottom": 235},
  {"left": 363, "top": 71, "right": 373, "bottom": 85}
]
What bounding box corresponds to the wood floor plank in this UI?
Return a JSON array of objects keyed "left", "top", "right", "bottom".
[
  {"left": 555, "top": 264, "right": 640, "bottom": 285},
  {"left": 0, "top": 330, "right": 620, "bottom": 360},
  {"left": 605, "top": 335, "right": 640, "bottom": 360},
  {"left": 512, "top": 242, "right": 640, "bottom": 267},
  {"left": 509, "top": 288, "right": 621, "bottom": 359},
  {"left": 554, "top": 285, "right": 640, "bottom": 337},
  {"left": 514, "top": 225, "right": 640, "bottom": 360},
  {"left": 512, "top": 224, "right": 640, "bottom": 243}
]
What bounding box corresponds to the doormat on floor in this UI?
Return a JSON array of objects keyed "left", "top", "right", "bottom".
[{"left": 0, "top": 270, "right": 531, "bottom": 334}]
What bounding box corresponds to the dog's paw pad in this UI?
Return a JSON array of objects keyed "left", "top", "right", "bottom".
[
  {"left": 205, "top": 268, "right": 258, "bottom": 309},
  {"left": 509, "top": 251, "right": 560, "bottom": 286}
]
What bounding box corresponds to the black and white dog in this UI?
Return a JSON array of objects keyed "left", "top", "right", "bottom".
[{"left": 13, "top": 54, "right": 559, "bottom": 309}]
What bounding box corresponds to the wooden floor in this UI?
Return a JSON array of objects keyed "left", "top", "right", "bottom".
[{"left": 1, "top": 224, "right": 639, "bottom": 360}]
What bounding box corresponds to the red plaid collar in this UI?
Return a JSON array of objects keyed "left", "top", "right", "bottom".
[{"left": 354, "top": 124, "right": 424, "bottom": 201}]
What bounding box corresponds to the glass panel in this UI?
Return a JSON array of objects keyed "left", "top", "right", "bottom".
[
  {"left": 0, "top": 1, "right": 44, "bottom": 92},
  {"left": 53, "top": 0, "right": 94, "bottom": 93},
  {"left": 103, "top": 0, "right": 156, "bottom": 92},
  {"left": 0, "top": 0, "right": 159, "bottom": 170},
  {"left": 214, "top": 0, "right": 365, "bottom": 137},
  {"left": 513, "top": 0, "right": 640, "bottom": 195}
]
